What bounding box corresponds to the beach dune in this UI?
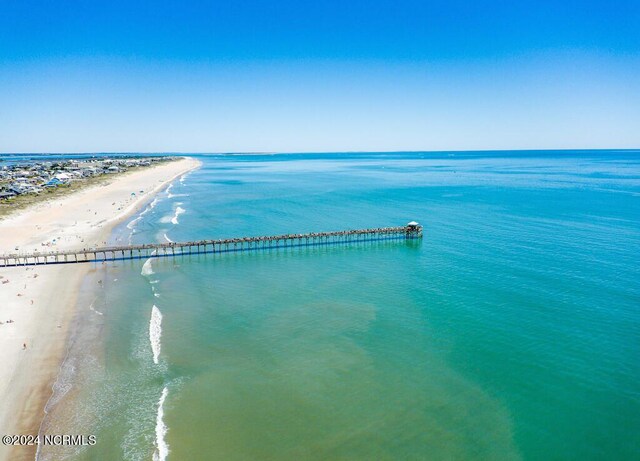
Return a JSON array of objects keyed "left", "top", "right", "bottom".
[{"left": 0, "top": 156, "right": 200, "bottom": 461}]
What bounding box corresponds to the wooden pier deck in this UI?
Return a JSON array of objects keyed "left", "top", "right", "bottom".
[{"left": 0, "top": 223, "right": 423, "bottom": 267}]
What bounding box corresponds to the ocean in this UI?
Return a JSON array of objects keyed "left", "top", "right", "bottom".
[{"left": 37, "top": 151, "right": 640, "bottom": 460}]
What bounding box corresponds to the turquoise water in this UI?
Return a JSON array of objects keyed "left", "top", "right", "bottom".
[{"left": 40, "top": 151, "right": 640, "bottom": 460}]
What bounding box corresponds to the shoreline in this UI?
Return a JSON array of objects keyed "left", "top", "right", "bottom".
[{"left": 0, "top": 156, "right": 201, "bottom": 461}]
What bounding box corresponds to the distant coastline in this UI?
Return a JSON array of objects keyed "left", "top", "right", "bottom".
[{"left": 0, "top": 155, "right": 180, "bottom": 219}]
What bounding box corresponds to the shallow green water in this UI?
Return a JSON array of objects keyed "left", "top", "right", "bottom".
[{"left": 40, "top": 151, "right": 640, "bottom": 460}]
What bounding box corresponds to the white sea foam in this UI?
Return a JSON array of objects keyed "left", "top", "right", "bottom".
[
  {"left": 140, "top": 197, "right": 160, "bottom": 217},
  {"left": 171, "top": 207, "right": 185, "bottom": 225},
  {"left": 126, "top": 216, "right": 143, "bottom": 230},
  {"left": 149, "top": 305, "right": 163, "bottom": 365},
  {"left": 166, "top": 181, "right": 185, "bottom": 198},
  {"left": 141, "top": 258, "right": 154, "bottom": 276},
  {"left": 153, "top": 387, "right": 170, "bottom": 461},
  {"left": 89, "top": 300, "right": 103, "bottom": 316},
  {"left": 163, "top": 233, "right": 173, "bottom": 243}
]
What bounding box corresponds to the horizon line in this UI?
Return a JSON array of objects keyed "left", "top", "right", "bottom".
[{"left": 2, "top": 148, "right": 639, "bottom": 156}]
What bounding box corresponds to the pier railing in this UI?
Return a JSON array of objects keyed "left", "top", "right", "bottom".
[{"left": 0, "top": 224, "right": 422, "bottom": 267}]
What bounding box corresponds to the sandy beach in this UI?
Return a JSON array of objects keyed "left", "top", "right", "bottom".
[{"left": 0, "top": 156, "right": 200, "bottom": 461}]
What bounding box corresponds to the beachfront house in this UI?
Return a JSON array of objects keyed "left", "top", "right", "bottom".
[
  {"left": 0, "top": 190, "right": 17, "bottom": 200},
  {"left": 81, "top": 167, "right": 99, "bottom": 177},
  {"left": 9, "top": 181, "right": 42, "bottom": 195},
  {"left": 9, "top": 182, "right": 30, "bottom": 194},
  {"left": 45, "top": 178, "right": 64, "bottom": 187},
  {"left": 53, "top": 172, "right": 72, "bottom": 183}
]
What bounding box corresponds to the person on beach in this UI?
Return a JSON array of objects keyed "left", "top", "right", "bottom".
[{"left": 22, "top": 343, "right": 26, "bottom": 350}]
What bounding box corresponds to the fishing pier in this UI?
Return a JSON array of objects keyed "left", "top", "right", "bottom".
[{"left": 0, "top": 222, "right": 422, "bottom": 267}]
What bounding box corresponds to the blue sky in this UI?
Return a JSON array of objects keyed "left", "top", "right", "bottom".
[{"left": 1, "top": 0, "right": 639, "bottom": 152}]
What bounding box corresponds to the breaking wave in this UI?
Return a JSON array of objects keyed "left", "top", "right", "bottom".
[
  {"left": 153, "top": 387, "right": 170, "bottom": 461},
  {"left": 89, "top": 300, "right": 103, "bottom": 316},
  {"left": 140, "top": 197, "right": 160, "bottom": 216},
  {"left": 171, "top": 207, "right": 185, "bottom": 225},
  {"left": 141, "top": 258, "right": 154, "bottom": 276},
  {"left": 126, "top": 216, "right": 143, "bottom": 230},
  {"left": 149, "top": 305, "right": 163, "bottom": 365},
  {"left": 141, "top": 250, "right": 157, "bottom": 276}
]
